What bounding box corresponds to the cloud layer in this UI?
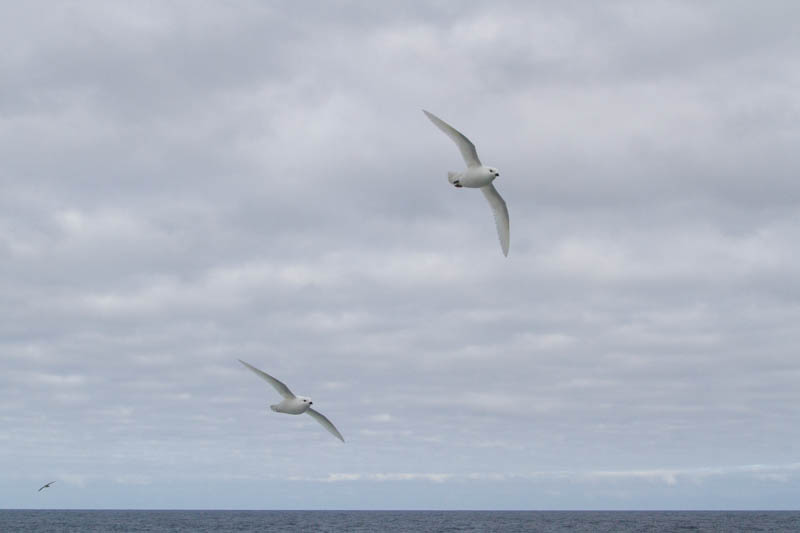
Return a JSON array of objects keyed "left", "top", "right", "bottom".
[{"left": 3, "top": 1, "right": 800, "bottom": 509}]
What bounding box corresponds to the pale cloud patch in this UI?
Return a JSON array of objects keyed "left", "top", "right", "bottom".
[
  {"left": 299, "top": 463, "right": 800, "bottom": 486},
  {"left": 24, "top": 372, "right": 88, "bottom": 387},
  {"left": 587, "top": 469, "right": 680, "bottom": 486},
  {"left": 320, "top": 381, "right": 349, "bottom": 391},
  {"left": 114, "top": 474, "right": 152, "bottom": 486},
  {"left": 292, "top": 472, "right": 456, "bottom": 483},
  {"left": 57, "top": 473, "right": 91, "bottom": 488}
]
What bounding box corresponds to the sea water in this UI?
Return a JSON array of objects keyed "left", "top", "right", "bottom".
[{"left": 2, "top": 510, "right": 799, "bottom": 532}]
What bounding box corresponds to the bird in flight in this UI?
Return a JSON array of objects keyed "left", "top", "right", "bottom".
[
  {"left": 423, "top": 109, "right": 510, "bottom": 257},
  {"left": 37, "top": 481, "right": 56, "bottom": 492},
  {"left": 238, "top": 359, "right": 345, "bottom": 442}
]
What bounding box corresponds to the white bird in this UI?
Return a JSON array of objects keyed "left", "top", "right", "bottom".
[
  {"left": 37, "top": 481, "right": 56, "bottom": 492},
  {"left": 238, "top": 359, "right": 345, "bottom": 443},
  {"left": 423, "top": 110, "right": 510, "bottom": 256}
]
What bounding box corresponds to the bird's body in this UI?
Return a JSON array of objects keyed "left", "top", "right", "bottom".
[
  {"left": 37, "top": 481, "right": 56, "bottom": 492},
  {"left": 270, "top": 396, "right": 313, "bottom": 415},
  {"left": 423, "top": 109, "right": 510, "bottom": 256},
  {"left": 238, "top": 359, "right": 344, "bottom": 442},
  {"left": 448, "top": 166, "right": 496, "bottom": 189}
]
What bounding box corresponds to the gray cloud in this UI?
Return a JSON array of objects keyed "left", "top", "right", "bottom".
[{"left": 2, "top": 0, "right": 800, "bottom": 510}]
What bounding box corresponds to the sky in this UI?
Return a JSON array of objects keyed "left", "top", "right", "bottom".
[{"left": 2, "top": 0, "right": 800, "bottom": 510}]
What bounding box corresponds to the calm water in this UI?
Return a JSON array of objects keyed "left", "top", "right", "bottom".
[{"left": 1, "top": 510, "right": 799, "bottom": 532}]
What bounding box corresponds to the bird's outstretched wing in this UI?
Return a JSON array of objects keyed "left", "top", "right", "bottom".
[
  {"left": 481, "top": 184, "right": 510, "bottom": 256},
  {"left": 238, "top": 359, "right": 295, "bottom": 399},
  {"left": 38, "top": 481, "right": 55, "bottom": 492},
  {"left": 306, "top": 408, "right": 345, "bottom": 442},
  {"left": 423, "top": 110, "right": 482, "bottom": 168}
]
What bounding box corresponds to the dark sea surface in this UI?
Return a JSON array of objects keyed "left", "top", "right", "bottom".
[{"left": 1, "top": 510, "right": 799, "bottom": 532}]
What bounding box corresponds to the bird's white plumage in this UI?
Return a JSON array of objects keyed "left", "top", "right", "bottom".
[
  {"left": 238, "top": 359, "right": 294, "bottom": 399},
  {"left": 423, "top": 110, "right": 482, "bottom": 168},
  {"left": 238, "top": 359, "right": 345, "bottom": 443},
  {"left": 481, "top": 184, "right": 510, "bottom": 257},
  {"left": 423, "top": 109, "right": 511, "bottom": 256},
  {"left": 306, "top": 407, "right": 345, "bottom": 442}
]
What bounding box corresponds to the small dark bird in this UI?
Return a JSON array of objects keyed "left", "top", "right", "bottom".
[{"left": 37, "top": 481, "right": 56, "bottom": 492}]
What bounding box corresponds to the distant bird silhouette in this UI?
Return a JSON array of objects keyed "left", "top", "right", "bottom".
[{"left": 37, "top": 481, "right": 56, "bottom": 492}]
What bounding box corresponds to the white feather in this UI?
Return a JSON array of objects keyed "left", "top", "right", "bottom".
[
  {"left": 481, "top": 184, "right": 510, "bottom": 257},
  {"left": 423, "top": 110, "right": 482, "bottom": 168},
  {"left": 306, "top": 408, "right": 345, "bottom": 443}
]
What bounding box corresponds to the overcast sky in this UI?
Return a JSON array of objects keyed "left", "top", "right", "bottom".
[{"left": 3, "top": 0, "right": 800, "bottom": 510}]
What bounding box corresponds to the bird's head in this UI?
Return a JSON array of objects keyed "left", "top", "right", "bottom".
[
  {"left": 299, "top": 396, "right": 313, "bottom": 406},
  {"left": 487, "top": 167, "right": 500, "bottom": 181}
]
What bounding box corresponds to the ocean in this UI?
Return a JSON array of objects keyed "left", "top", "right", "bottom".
[{"left": 1, "top": 510, "right": 799, "bottom": 532}]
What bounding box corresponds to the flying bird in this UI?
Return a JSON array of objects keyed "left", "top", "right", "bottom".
[
  {"left": 37, "top": 481, "right": 56, "bottom": 492},
  {"left": 238, "top": 359, "right": 345, "bottom": 443},
  {"left": 423, "top": 110, "right": 510, "bottom": 256}
]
